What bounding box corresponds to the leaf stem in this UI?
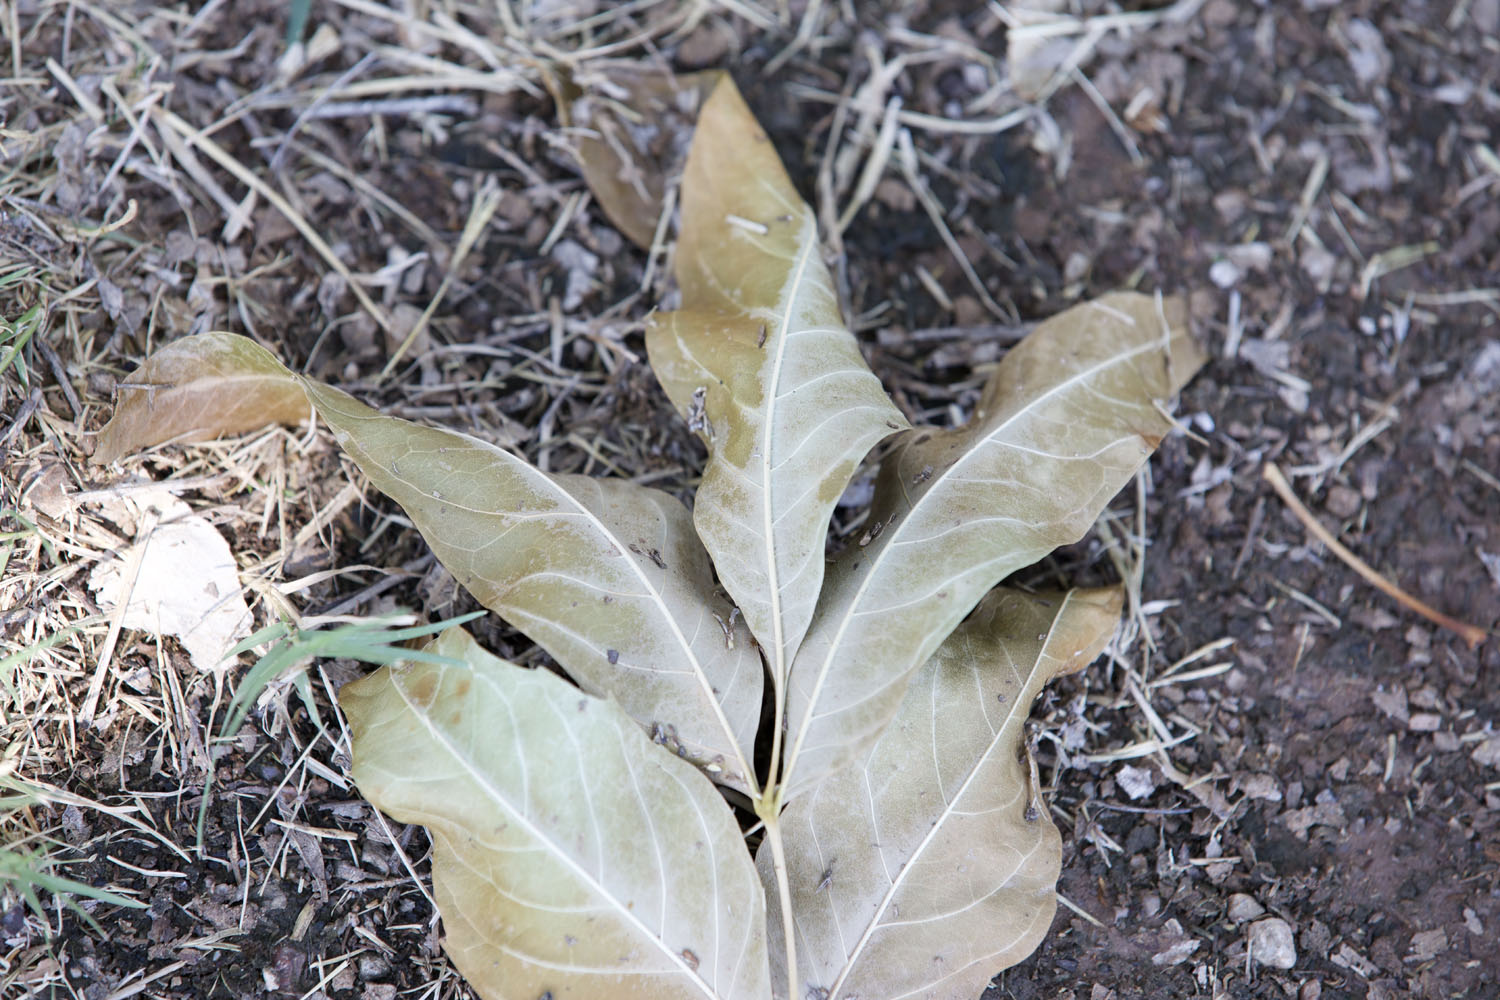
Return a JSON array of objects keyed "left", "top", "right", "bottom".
[
  {"left": 758, "top": 801, "right": 798, "bottom": 1000},
  {"left": 767, "top": 671, "right": 786, "bottom": 794}
]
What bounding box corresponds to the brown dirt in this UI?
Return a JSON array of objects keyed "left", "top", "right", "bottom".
[{"left": 2, "top": 1, "right": 1498, "bottom": 999}]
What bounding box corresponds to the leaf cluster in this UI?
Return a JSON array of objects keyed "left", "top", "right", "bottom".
[{"left": 97, "top": 76, "right": 1201, "bottom": 1000}]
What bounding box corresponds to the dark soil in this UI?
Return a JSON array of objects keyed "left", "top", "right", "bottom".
[{"left": 4, "top": 1, "right": 1498, "bottom": 999}]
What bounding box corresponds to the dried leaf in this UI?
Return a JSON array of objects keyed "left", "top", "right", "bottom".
[
  {"left": 94, "top": 333, "right": 764, "bottom": 792},
  {"left": 93, "top": 331, "right": 310, "bottom": 465},
  {"left": 85, "top": 487, "right": 251, "bottom": 672},
  {"left": 343, "top": 626, "right": 771, "bottom": 1000},
  {"left": 558, "top": 67, "right": 721, "bottom": 249},
  {"left": 303, "top": 381, "right": 764, "bottom": 791},
  {"left": 762, "top": 587, "right": 1121, "bottom": 1000},
  {"left": 781, "top": 293, "right": 1203, "bottom": 797},
  {"left": 647, "top": 77, "right": 908, "bottom": 686}
]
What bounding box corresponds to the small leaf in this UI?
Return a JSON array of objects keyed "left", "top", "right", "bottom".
[
  {"left": 344, "top": 627, "right": 771, "bottom": 1000},
  {"left": 782, "top": 293, "right": 1202, "bottom": 797},
  {"left": 556, "top": 68, "right": 721, "bottom": 249},
  {"left": 762, "top": 587, "right": 1121, "bottom": 1000},
  {"left": 92, "top": 331, "right": 310, "bottom": 465},
  {"left": 647, "top": 77, "right": 908, "bottom": 686}
]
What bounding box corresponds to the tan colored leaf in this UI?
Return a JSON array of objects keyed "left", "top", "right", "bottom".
[
  {"left": 84, "top": 487, "right": 251, "bottom": 673},
  {"left": 646, "top": 77, "right": 908, "bottom": 686},
  {"left": 94, "top": 333, "right": 763, "bottom": 793},
  {"left": 344, "top": 627, "right": 771, "bottom": 1000},
  {"left": 92, "top": 331, "right": 310, "bottom": 465},
  {"left": 762, "top": 587, "right": 1121, "bottom": 1000},
  {"left": 782, "top": 293, "right": 1203, "bottom": 797},
  {"left": 303, "top": 381, "right": 764, "bottom": 792},
  {"left": 557, "top": 68, "right": 721, "bottom": 249}
]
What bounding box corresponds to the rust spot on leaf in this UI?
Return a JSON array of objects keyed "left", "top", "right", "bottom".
[{"left": 406, "top": 672, "right": 438, "bottom": 705}]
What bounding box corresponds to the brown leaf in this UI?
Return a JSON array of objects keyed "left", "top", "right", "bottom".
[
  {"left": 303, "top": 380, "right": 765, "bottom": 793},
  {"left": 92, "top": 331, "right": 310, "bottom": 465},
  {"left": 94, "top": 333, "right": 764, "bottom": 793},
  {"left": 557, "top": 67, "right": 721, "bottom": 249}
]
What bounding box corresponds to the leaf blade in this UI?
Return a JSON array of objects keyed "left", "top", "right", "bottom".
[
  {"left": 556, "top": 68, "right": 721, "bottom": 249},
  {"left": 94, "top": 332, "right": 763, "bottom": 792},
  {"left": 92, "top": 331, "right": 311, "bottom": 465},
  {"left": 782, "top": 293, "right": 1202, "bottom": 797},
  {"left": 344, "top": 627, "right": 771, "bottom": 1000},
  {"left": 763, "top": 587, "right": 1121, "bottom": 1000},
  {"left": 646, "top": 77, "right": 908, "bottom": 684},
  {"left": 302, "top": 379, "right": 764, "bottom": 791}
]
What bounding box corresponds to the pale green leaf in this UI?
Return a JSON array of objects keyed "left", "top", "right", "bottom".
[
  {"left": 763, "top": 587, "right": 1121, "bottom": 1000},
  {"left": 781, "top": 293, "right": 1203, "bottom": 797},
  {"left": 92, "top": 331, "right": 311, "bottom": 465},
  {"left": 344, "top": 627, "right": 771, "bottom": 1000},
  {"left": 303, "top": 381, "right": 764, "bottom": 792},
  {"left": 647, "top": 77, "right": 908, "bottom": 687},
  {"left": 94, "top": 333, "right": 764, "bottom": 793}
]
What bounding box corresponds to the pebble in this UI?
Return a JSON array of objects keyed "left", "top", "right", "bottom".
[
  {"left": 1227, "top": 893, "right": 1265, "bottom": 923},
  {"left": 1248, "top": 917, "right": 1297, "bottom": 969}
]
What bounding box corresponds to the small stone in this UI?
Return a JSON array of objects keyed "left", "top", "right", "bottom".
[
  {"left": 1408, "top": 927, "right": 1447, "bottom": 961},
  {"left": 1117, "top": 763, "right": 1157, "bottom": 800},
  {"left": 1464, "top": 907, "right": 1485, "bottom": 936},
  {"left": 952, "top": 295, "right": 985, "bottom": 327},
  {"left": 1248, "top": 917, "right": 1297, "bottom": 970},
  {"left": 1213, "top": 190, "right": 1247, "bottom": 223},
  {"left": 1227, "top": 893, "right": 1265, "bottom": 924},
  {"left": 1370, "top": 686, "right": 1408, "bottom": 722},
  {"left": 1408, "top": 712, "right": 1442, "bottom": 732},
  {"left": 1239, "top": 773, "right": 1282, "bottom": 802},
  {"left": 357, "top": 954, "right": 390, "bottom": 978},
  {"left": 1209, "top": 258, "right": 1240, "bottom": 288},
  {"left": 1151, "top": 918, "right": 1201, "bottom": 967},
  {"left": 331, "top": 963, "right": 357, "bottom": 991},
  {"left": 1473, "top": 736, "right": 1500, "bottom": 768},
  {"left": 1325, "top": 484, "right": 1361, "bottom": 518},
  {"left": 676, "top": 21, "right": 730, "bottom": 67}
]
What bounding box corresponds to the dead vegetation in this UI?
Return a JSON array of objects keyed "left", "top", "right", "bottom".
[{"left": 1, "top": 1, "right": 1498, "bottom": 998}]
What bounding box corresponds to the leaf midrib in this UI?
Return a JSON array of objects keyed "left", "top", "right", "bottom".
[{"left": 759, "top": 212, "right": 820, "bottom": 682}]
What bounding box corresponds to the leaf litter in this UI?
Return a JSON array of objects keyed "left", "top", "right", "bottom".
[{"left": 84, "top": 486, "right": 253, "bottom": 676}]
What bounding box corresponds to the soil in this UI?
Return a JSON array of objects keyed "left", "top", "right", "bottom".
[{"left": 2, "top": 1, "right": 1498, "bottom": 999}]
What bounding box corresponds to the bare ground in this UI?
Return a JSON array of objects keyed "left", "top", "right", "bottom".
[{"left": 2, "top": 1, "right": 1498, "bottom": 999}]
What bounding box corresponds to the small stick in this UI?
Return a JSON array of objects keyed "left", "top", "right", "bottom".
[{"left": 1262, "top": 463, "right": 1488, "bottom": 649}]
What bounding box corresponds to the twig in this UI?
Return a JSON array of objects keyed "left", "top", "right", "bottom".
[
  {"left": 151, "top": 107, "right": 397, "bottom": 342},
  {"left": 1261, "top": 463, "right": 1488, "bottom": 649},
  {"left": 379, "top": 177, "right": 503, "bottom": 379},
  {"left": 895, "top": 128, "right": 1008, "bottom": 319}
]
